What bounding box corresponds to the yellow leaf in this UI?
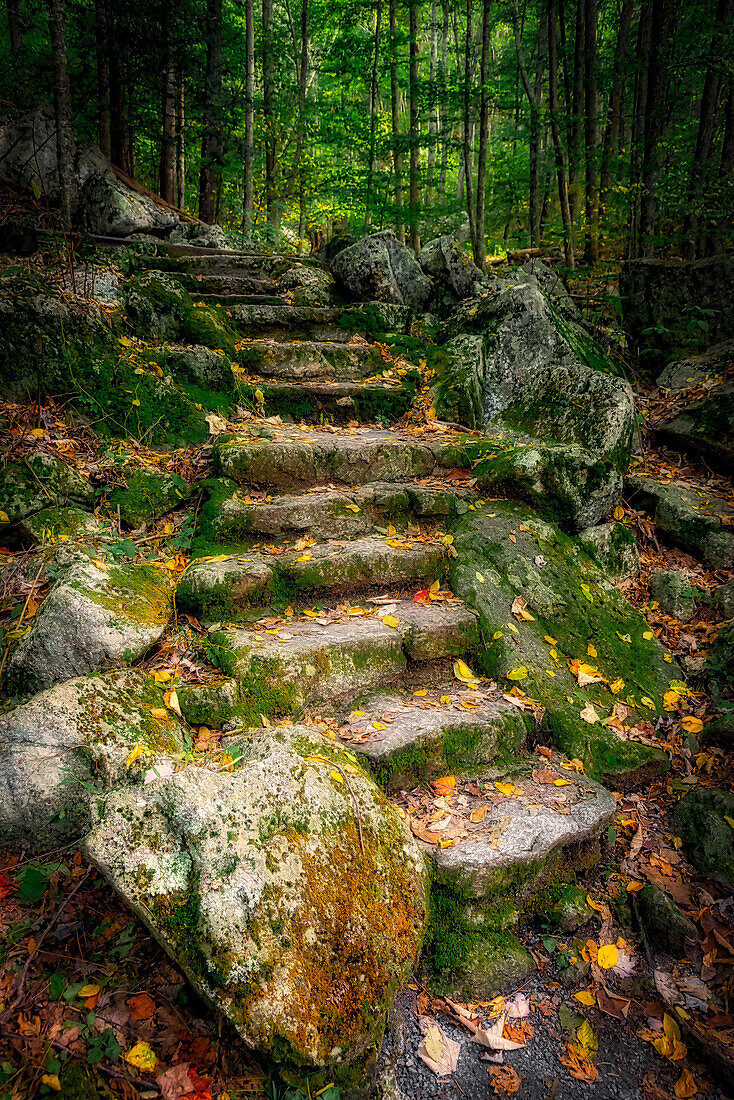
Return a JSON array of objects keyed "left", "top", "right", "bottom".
[
  {"left": 454, "top": 658, "right": 479, "bottom": 685},
  {"left": 429, "top": 579, "right": 441, "bottom": 596},
  {"left": 413, "top": 689, "right": 428, "bottom": 697},
  {"left": 41, "top": 1075, "right": 61, "bottom": 1091},
  {"left": 724, "top": 815, "right": 734, "bottom": 830},
  {"left": 470, "top": 805, "right": 488, "bottom": 823},
  {"left": 373, "top": 721, "right": 386, "bottom": 731},
  {"left": 151, "top": 669, "right": 170, "bottom": 683},
  {"left": 663, "top": 1013, "right": 681, "bottom": 1043},
  {"left": 506, "top": 667, "right": 528, "bottom": 681},
  {"left": 626, "top": 880, "right": 644, "bottom": 892},
  {"left": 295, "top": 553, "right": 312, "bottom": 562},
  {"left": 674, "top": 1068, "right": 698, "bottom": 1099},
  {"left": 382, "top": 614, "right": 399, "bottom": 629},
  {"left": 493, "top": 630, "right": 504, "bottom": 639},
  {"left": 609, "top": 678, "right": 625, "bottom": 694},
  {"left": 613, "top": 505, "right": 625, "bottom": 521},
  {"left": 424, "top": 1026, "right": 444, "bottom": 1062},
  {"left": 544, "top": 635, "right": 558, "bottom": 645},
  {"left": 642, "top": 631, "right": 654, "bottom": 640},
  {"left": 573, "top": 990, "right": 596, "bottom": 1007},
  {"left": 30, "top": 427, "right": 45, "bottom": 438},
  {"left": 681, "top": 716, "right": 703, "bottom": 733},
  {"left": 131, "top": 398, "right": 141, "bottom": 407},
  {"left": 330, "top": 770, "right": 344, "bottom": 784},
  {"left": 476, "top": 571, "right": 485, "bottom": 583},
  {"left": 576, "top": 1019, "right": 598, "bottom": 1057},
  {"left": 118, "top": 335, "right": 132, "bottom": 347},
  {"left": 440, "top": 695, "right": 451, "bottom": 704},
  {"left": 165, "top": 689, "right": 182, "bottom": 718},
  {"left": 79, "top": 983, "right": 101, "bottom": 998},
  {"left": 350, "top": 710, "right": 366, "bottom": 716},
  {"left": 254, "top": 388, "right": 264, "bottom": 405},
  {"left": 553, "top": 778, "right": 571, "bottom": 786},
  {"left": 495, "top": 781, "right": 523, "bottom": 796},
  {"left": 587, "top": 645, "right": 597, "bottom": 658},
  {"left": 597, "top": 944, "right": 618, "bottom": 969},
  {"left": 124, "top": 1042, "right": 158, "bottom": 1072},
  {"left": 0, "top": 511, "right": 8, "bottom": 522},
  {"left": 345, "top": 503, "right": 361, "bottom": 512},
  {"left": 386, "top": 523, "right": 397, "bottom": 537},
  {"left": 663, "top": 690, "right": 681, "bottom": 711},
  {"left": 126, "top": 744, "right": 147, "bottom": 769},
  {"left": 640, "top": 696, "right": 655, "bottom": 708},
  {"left": 219, "top": 752, "right": 234, "bottom": 772}
]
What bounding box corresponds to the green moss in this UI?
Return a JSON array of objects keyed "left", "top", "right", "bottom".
[{"left": 108, "top": 468, "right": 189, "bottom": 527}]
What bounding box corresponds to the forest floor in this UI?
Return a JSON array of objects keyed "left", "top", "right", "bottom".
[{"left": 1, "top": 268, "right": 733, "bottom": 1100}]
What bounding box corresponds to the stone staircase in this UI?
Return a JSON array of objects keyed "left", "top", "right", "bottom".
[{"left": 149, "top": 248, "right": 616, "bottom": 998}]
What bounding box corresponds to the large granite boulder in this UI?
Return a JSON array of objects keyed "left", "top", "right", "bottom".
[
  {"left": 5, "top": 559, "right": 172, "bottom": 693},
  {"left": 620, "top": 256, "right": 734, "bottom": 370},
  {"left": 85, "top": 725, "right": 428, "bottom": 1071},
  {"left": 449, "top": 502, "right": 678, "bottom": 787},
  {"left": 0, "top": 670, "right": 186, "bottom": 851},
  {"left": 331, "top": 231, "right": 432, "bottom": 311},
  {"left": 418, "top": 235, "right": 484, "bottom": 300}
]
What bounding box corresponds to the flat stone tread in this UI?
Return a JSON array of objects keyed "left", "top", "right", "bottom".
[
  {"left": 337, "top": 690, "right": 523, "bottom": 761},
  {"left": 229, "top": 304, "right": 344, "bottom": 324},
  {"left": 406, "top": 764, "right": 615, "bottom": 895},
  {"left": 249, "top": 380, "right": 406, "bottom": 394}
]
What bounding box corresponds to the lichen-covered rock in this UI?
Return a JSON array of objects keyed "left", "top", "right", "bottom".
[
  {"left": 653, "top": 380, "right": 734, "bottom": 468},
  {"left": 417, "top": 236, "right": 484, "bottom": 300},
  {"left": 125, "top": 271, "right": 238, "bottom": 356},
  {"left": 712, "top": 621, "right": 734, "bottom": 676},
  {"left": 84, "top": 725, "right": 428, "bottom": 1070},
  {"left": 331, "top": 231, "right": 432, "bottom": 312},
  {"left": 18, "top": 506, "right": 101, "bottom": 544},
  {"left": 177, "top": 555, "right": 274, "bottom": 617},
  {"left": 78, "top": 160, "right": 178, "bottom": 237},
  {"left": 578, "top": 522, "right": 640, "bottom": 579},
  {"left": 161, "top": 345, "right": 236, "bottom": 393},
  {"left": 449, "top": 503, "right": 677, "bottom": 785},
  {"left": 656, "top": 340, "right": 734, "bottom": 390},
  {"left": 279, "top": 264, "right": 339, "bottom": 307},
  {"left": 637, "top": 884, "right": 698, "bottom": 953},
  {"left": 713, "top": 580, "right": 734, "bottom": 619},
  {"left": 626, "top": 475, "right": 734, "bottom": 568},
  {"left": 673, "top": 788, "right": 734, "bottom": 885},
  {"left": 0, "top": 670, "right": 185, "bottom": 851},
  {"left": 547, "top": 884, "right": 594, "bottom": 932},
  {"left": 0, "top": 453, "right": 96, "bottom": 525},
  {"left": 108, "top": 468, "right": 189, "bottom": 528},
  {"left": 649, "top": 569, "right": 698, "bottom": 622},
  {"left": 6, "top": 559, "right": 172, "bottom": 692}
]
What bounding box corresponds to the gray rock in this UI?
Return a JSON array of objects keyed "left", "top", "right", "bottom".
[
  {"left": 637, "top": 884, "right": 698, "bottom": 953},
  {"left": 673, "top": 787, "right": 734, "bottom": 886},
  {"left": 626, "top": 475, "right": 734, "bottom": 568},
  {"left": 712, "top": 621, "right": 734, "bottom": 676},
  {"left": 578, "top": 522, "right": 640, "bottom": 579},
  {"left": 418, "top": 235, "right": 483, "bottom": 299},
  {"left": 77, "top": 151, "right": 177, "bottom": 238},
  {"left": 620, "top": 256, "right": 734, "bottom": 371},
  {"left": 653, "top": 380, "right": 734, "bottom": 469},
  {"left": 84, "top": 725, "right": 428, "bottom": 1069},
  {"left": 279, "top": 264, "right": 338, "bottom": 307},
  {"left": 18, "top": 505, "right": 101, "bottom": 544},
  {"left": 108, "top": 468, "right": 189, "bottom": 528},
  {"left": 0, "top": 453, "right": 95, "bottom": 525},
  {"left": 168, "top": 222, "right": 230, "bottom": 249},
  {"left": 656, "top": 340, "right": 734, "bottom": 389},
  {"left": 649, "top": 569, "right": 698, "bottom": 622},
  {"left": 163, "top": 345, "right": 235, "bottom": 391},
  {"left": 0, "top": 670, "right": 185, "bottom": 851},
  {"left": 713, "top": 580, "right": 734, "bottom": 619},
  {"left": 176, "top": 555, "right": 274, "bottom": 616},
  {"left": 6, "top": 559, "right": 172, "bottom": 692},
  {"left": 331, "top": 231, "right": 432, "bottom": 312}
]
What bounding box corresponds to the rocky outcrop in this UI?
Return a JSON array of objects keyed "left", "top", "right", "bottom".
[
  {"left": 6, "top": 559, "right": 172, "bottom": 692},
  {"left": 652, "top": 380, "right": 734, "bottom": 469},
  {"left": 84, "top": 725, "right": 428, "bottom": 1070},
  {"left": 417, "top": 235, "right": 484, "bottom": 300},
  {"left": 620, "top": 256, "right": 734, "bottom": 370},
  {"left": 578, "top": 521, "right": 640, "bottom": 579},
  {"left": 0, "top": 670, "right": 186, "bottom": 851},
  {"left": 331, "top": 231, "right": 432, "bottom": 311},
  {"left": 656, "top": 339, "right": 734, "bottom": 389},
  {"left": 626, "top": 475, "right": 734, "bottom": 568},
  {"left": 0, "top": 453, "right": 95, "bottom": 524}
]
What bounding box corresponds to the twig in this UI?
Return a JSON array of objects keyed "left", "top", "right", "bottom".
[{"left": 0, "top": 868, "right": 92, "bottom": 1021}]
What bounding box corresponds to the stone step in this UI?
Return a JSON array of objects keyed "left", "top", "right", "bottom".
[
  {"left": 215, "top": 428, "right": 459, "bottom": 490},
  {"left": 186, "top": 274, "right": 281, "bottom": 296},
  {"left": 200, "top": 293, "right": 288, "bottom": 306},
  {"left": 237, "top": 340, "right": 389, "bottom": 382},
  {"left": 337, "top": 688, "right": 528, "bottom": 788},
  {"left": 208, "top": 617, "right": 406, "bottom": 716},
  {"left": 625, "top": 473, "right": 734, "bottom": 567},
  {"left": 237, "top": 380, "right": 412, "bottom": 424},
  {"left": 200, "top": 479, "right": 476, "bottom": 543},
  {"left": 227, "top": 302, "right": 411, "bottom": 342}
]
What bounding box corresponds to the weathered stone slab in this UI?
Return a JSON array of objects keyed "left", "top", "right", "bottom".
[
  {"left": 177, "top": 555, "right": 274, "bottom": 616},
  {"left": 280, "top": 536, "right": 444, "bottom": 595},
  {"left": 626, "top": 475, "right": 734, "bottom": 567}
]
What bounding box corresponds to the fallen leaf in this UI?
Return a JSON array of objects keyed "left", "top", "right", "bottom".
[
  {"left": 597, "top": 944, "right": 619, "bottom": 970},
  {"left": 673, "top": 1068, "right": 699, "bottom": 1099},
  {"left": 127, "top": 992, "right": 157, "bottom": 1021},
  {"left": 487, "top": 1065, "right": 521, "bottom": 1094},
  {"left": 125, "top": 1041, "right": 158, "bottom": 1071},
  {"left": 417, "top": 1021, "right": 461, "bottom": 1077}
]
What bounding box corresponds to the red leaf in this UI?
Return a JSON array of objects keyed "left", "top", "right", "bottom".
[{"left": 0, "top": 871, "right": 18, "bottom": 901}]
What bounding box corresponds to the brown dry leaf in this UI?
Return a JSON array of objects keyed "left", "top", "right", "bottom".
[
  {"left": 511, "top": 596, "right": 535, "bottom": 622},
  {"left": 487, "top": 1065, "right": 522, "bottom": 1094},
  {"left": 126, "top": 992, "right": 156, "bottom": 1021},
  {"left": 417, "top": 1020, "right": 461, "bottom": 1077},
  {"left": 156, "top": 1063, "right": 194, "bottom": 1100},
  {"left": 558, "top": 1043, "right": 599, "bottom": 1083},
  {"left": 472, "top": 1012, "right": 524, "bottom": 1051},
  {"left": 673, "top": 1068, "right": 699, "bottom": 1099},
  {"left": 596, "top": 984, "right": 631, "bottom": 1020}
]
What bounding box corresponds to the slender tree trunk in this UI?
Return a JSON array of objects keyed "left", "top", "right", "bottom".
[
  {"left": 365, "top": 0, "right": 383, "bottom": 229},
  {"left": 474, "top": 0, "right": 493, "bottom": 267},
  {"left": 243, "top": 0, "right": 255, "bottom": 234},
  {"left": 463, "top": 0, "right": 476, "bottom": 250},
  {"left": 282, "top": 0, "right": 309, "bottom": 204},
  {"left": 569, "top": 0, "right": 584, "bottom": 220},
  {"left": 94, "top": 0, "right": 111, "bottom": 159},
  {"left": 627, "top": 0, "right": 652, "bottom": 257},
  {"left": 639, "top": 0, "right": 670, "bottom": 255},
  {"left": 438, "top": 0, "right": 449, "bottom": 202},
  {"left": 199, "top": 0, "right": 223, "bottom": 223},
  {"left": 599, "top": 0, "right": 633, "bottom": 226},
  {"left": 108, "top": 4, "right": 127, "bottom": 171},
  {"left": 7, "top": 0, "right": 24, "bottom": 67},
  {"left": 176, "top": 70, "right": 185, "bottom": 208},
  {"left": 548, "top": 0, "right": 575, "bottom": 266},
  {"left": 511, "top": 0, "right": 546, "bottom": 249},
  {"left": 426, "top": 0, "right": 439, "bottom": 208},
  {"left": 263, "top": 0, "right": 278, "bottom": 240},
  {"left": 683, "top": 0, "right": 733, "bottom": 256},
  {"left": 712, "top": 77, "right": 734, "bottom": 253},
  {"left": 557, "top": 0, "right": 571, "bottom": 117},
  {"left": 47, "top": 0, "right": 76, "bottom": 229},
  {"left": 583, "top": 0, "right": 599, "bottom": 261},
  {"left": 160, "top": 8, "right": 177, "bottom": 205},
  {"left": 408, "top": 0, "right": 421, "bottom": 252},
  {"left": 389, "top": 0, "right": 404, "bottom": 240}
]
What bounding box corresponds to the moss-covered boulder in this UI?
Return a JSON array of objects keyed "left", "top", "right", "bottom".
[
  {"left": 449, "top": 503, "right": 678, "bottom": 785},
  {"left": 177, "top": 555, "right": 274, "bottom": 617},
  {"left": 125, "top": 270, "right": 238, "bottom": 357},
  {"left": 6, "top": 559, "right": 173, "bottom": 693},
  {"left": 0, "top": 454, "right": 95, "bottom": 525},
  {"left": 18, "top": 505, "right": 101, "bottom": 544},
  {"left": 636, "top": 884, "right": 698, "bottom": 953},
  {"left": 673, "top": 788, "right": 734, "bottom": 885},
  {"left": 160, "top": 345, "right": 237, "bottom": 393},
  {"left": 84, "top": 725, "right": 428, "bottom": 1072},
  {"left": 649, "top": 569, "right": 698, "bottom": 622},
  {"left": 578, "top": 521, "right": 640, "bottom": 579},
  {"left": 0, "top": 669, "right": 186, "bottom": 851},
  {"left": 108, "top": 468, "right": 190, "bottom": 528}
]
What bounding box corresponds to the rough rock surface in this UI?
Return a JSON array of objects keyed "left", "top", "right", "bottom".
[
  {"left": 656, "top": 340, "right": 734, "bottom": 389},
  {"left": 84, "top": 725, "right": 428, "bottom": 1068},
  {"left": 673, "top": 787, "right": 734, "bottom": 886},
  {"left": 18, "top": 506, "right": 101, "bottom": 544},
  {"left": 578, "top": 521, "right": 640, "bottom": 579},
  {"left": 331, "top": 231, "right": 432, "bottom": 311},
  {"left": 637, "top": 884, "right": 698, "bottom": 953},
  {"left": 176, "top": 555, "right": 274, "bottom": 616},
  {"left": 449, "top": 503, "right": 677, "bottom": 784},
  {"left": 648, "top": 569, "right": 698, "bottom": 622},
  {"left": 0, "top": 670, "right": 185, "bottom": 851},
  {"left": 6, "top": 560, "right": 172, "bottom": 692},
  {"left": 108, "top": 468, "right": 189, "bottom": 528},
  {"left": 417, "top": 236, "right": 483, "bottom": 300},
  {"left": 653, "top": 380, "right": 734, "bottom": 468},
  {"left": 626, "top": 475, "right": 734, "bottom": 568},
  {"left": 0, "top": 454, "right": 95, "bottom": 524}
]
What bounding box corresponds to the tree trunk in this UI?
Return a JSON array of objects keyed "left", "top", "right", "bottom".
[
  {"left": 94, "top": 0, "right": 111, "bottom": 160},
  {"left": 583, "top": 0, "right": 599, "bottom": 261},
  {"left": 599, "top": 0, "right": 633, "bottom": 225},
  {"left": 438, "top": 0, "right": 449, "bottom": 202},
  {"left": 47, "top": 0, "right": 76, "bottom": 229},
  {"left": 365, "top": 0, "right": 383, "bottom": 229},
  {"left": 627, "top": 0, "right": 652, "bottom": 257},
  {"left": 108, "top": 4, "right": 127, "bottom": 171},
  {"left": 243, "top": 0, "right": 255, "bottom": 234},
  {"left": 262, "top": 0, "right": 277, "bottom": 239},
  {"left": 569, "top": 0, "right": 584, "bottom": 220},
  {"left": 426, "top": 0, "right": 439, "bottom": 208},
  {"left": 474, "top": 0, "right": 493, "bottom": 267},
  {"left": 408, "top": 0, "right": 420, "bottom": 252},
  {"left": 548, "top": 0, "right": 575, "bottom": 266},
  {"left": 511, "top": 0, "right": 546, "bottom": 249},
  {"left": 199, "top": 0, "right": 223, "bottom": 223},
  {"left": 389, "top": 0, "right": 404, "bottom": 240},
  {"left": 176, "top": 69, "right": 185, "bottom": 208},
  {"left": 639, "top": 0, "right": 671, "bottom": 255},
  {"left": 160, "top": 9, "right": 177, "bottom": 205},
  {"left": 463, "top": 0, "right": 476, "bottom": 250},
  {"left": 7, "top": 0, "right": 25, "bottom": 67},
  {"left": 683, "top": 0, "right": 733, "bottom": 256}
]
